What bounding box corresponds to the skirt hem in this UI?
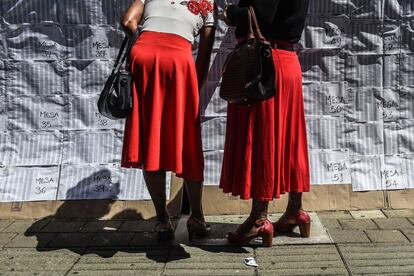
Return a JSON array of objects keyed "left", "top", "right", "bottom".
[
  {"left": 121, "top": 162, "right": 204, "bottom": 182},
  {"left": 220, "top": 188, "right": 310, "bottom": 201}
]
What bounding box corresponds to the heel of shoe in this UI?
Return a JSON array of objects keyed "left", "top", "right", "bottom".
[
  {"left": 261, "top": 233, "right": 273, "bottom": 247},
  {"left": 299, "top": 221, "right": 311, "bottom": 238},
  {"left": 187, "top": 217, "right": 210, "bottom": 241},
  {"left": 155, "top": 220, "right": 174, "bottom": 242}
]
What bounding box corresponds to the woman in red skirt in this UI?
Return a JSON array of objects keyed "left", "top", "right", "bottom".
[
  {"left": 221, "top": 0, "right": 311, "bottom": 246},
  {"left": 121, "top": 0, "right": 215, "bottom": 241}
]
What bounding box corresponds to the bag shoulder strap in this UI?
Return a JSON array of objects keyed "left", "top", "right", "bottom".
[
  {"left": 112, "top": 29, "right": 141, "bottom": 72},
  {"left": 247, "top": 8, "right": 254, "bottom": 40},
  {"left": 113, "top": 37, "right": 129, "bottom": 70},
  {"left": 248, "top": 7, "right": 265, "bottom": 41}
]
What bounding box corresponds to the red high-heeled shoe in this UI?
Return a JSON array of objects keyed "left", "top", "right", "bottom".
[
  {"left": 227, "top": 219, "right": 274, "bottom": 247},
  {"left": 273, "top": 210, "right": 311, "bottom": 238}
]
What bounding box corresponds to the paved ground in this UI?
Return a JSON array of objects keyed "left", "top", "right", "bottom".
[{"left": 0, "top": 209, "right": 414, "bottom": 275}]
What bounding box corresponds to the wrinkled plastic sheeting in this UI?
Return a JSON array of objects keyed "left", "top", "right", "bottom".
[{"left": 1, "top": 0, "right": 414, "bottom": 200}]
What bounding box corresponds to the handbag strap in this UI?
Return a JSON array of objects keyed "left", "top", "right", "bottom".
[
  {"left": 248, "top": 7, "right": 266, "bottom": 41},
  {"left": 123, "top": 29, "right": 141, "bottom": 66},
  {"left": 112, "top": 29, "right": 140, "bottom": 72},
  {"left": 113, "top": 37, "right": 129, "bottom": 71},
  {"left": 247, "top": 8, "right": 255, "bottom": 41}
]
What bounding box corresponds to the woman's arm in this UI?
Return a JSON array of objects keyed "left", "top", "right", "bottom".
[
  {"left": 195, "top": 26, "right": 216, "bottom": 90},
  {"left": 121, "top": 0, "right": 145, "bottom": 37}
]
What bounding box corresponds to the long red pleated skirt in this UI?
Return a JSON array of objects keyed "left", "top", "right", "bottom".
[
  {"left": 219, "top": 48, "right": 310, "bottom": 201},
  {"left": 121, "top": 32, "right": 204, "bottom": 182}
]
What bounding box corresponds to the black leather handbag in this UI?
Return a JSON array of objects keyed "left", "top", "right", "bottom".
[
  {"left": 98, "top": 31, "right": 139, "bottom": 119},
  {"left": 220, "top": 7, "right": 276, "bottom": 104}
]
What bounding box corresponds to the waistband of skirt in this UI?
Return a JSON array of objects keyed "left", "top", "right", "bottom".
[
  {"left": 235, "top": 37, "right": 298, "bottom": 54},
  {"left": 135, "top": 31, "right": 192, "bottom": 51}
]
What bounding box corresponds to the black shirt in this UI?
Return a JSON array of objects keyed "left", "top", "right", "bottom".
[{"left": 226, "top": 0, "right": 309, "bottom": 43}]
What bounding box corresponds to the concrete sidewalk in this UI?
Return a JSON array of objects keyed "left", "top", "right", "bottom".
[{"left": 0, "top": 209, "right": 413, "bottom": 275}]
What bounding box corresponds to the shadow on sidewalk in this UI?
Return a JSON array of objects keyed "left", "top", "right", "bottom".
[{"left": 23, "top": 169, "right": 191, "bottom": 262}]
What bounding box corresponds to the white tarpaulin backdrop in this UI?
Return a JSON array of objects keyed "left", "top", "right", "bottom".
[{"left": 0, "top": 0, "right": 413, "bottom": 202}]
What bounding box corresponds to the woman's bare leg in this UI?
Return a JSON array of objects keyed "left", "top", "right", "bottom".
[
  {"left": 286, "top": 192, "right": 302, "bottom": 213},
  {"left": 184, "top": 179, "right": 204, "bottom": 220},
  {"left": 143, "top": 170, "right": 169, "bottom": 222}
]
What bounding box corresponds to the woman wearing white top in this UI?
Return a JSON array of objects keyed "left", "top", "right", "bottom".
[{"left": 121, "top": 0, "right": 216, "bottom": 241}]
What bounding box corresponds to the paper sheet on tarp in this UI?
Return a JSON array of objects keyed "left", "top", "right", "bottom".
[
  {"left": 6, "top": 130, "right": 63, "bottom": 166},
  {"left": 347, "top": 122, "right": 384, "bottom": 156},
  {"left": 303, "top": 15, "right": 349, "bottom": 50},
  {"left": 381, "top": 155, "right": 408, "bottom": 190},
  {"left": 351, "top": 20, "right": 383, "bottom": 54},
  {"left": 384, "top": 0, "right": 404, "bottom": 19},
  {"left": 299, "top": 49, "right": 345, "bottom": 82},
  {"left": 309, "top": 149, "right": 351, "bottom": 185},
  {"left": 59, "top": 0, "right": 117, "bottom": 25},
  {"left": 201, "top": 117, "right": 226, "bottom": 151},
  {"left": 398, "top": 120, "right": 414, "bottom": 154},
  {"left": 119, "top": 168, "right": 172, "bottom": 200},
  {"left": 351, "top": 155, "right": 383, "bottom": 191},
  {"left": 0, "top": 134, "right": 8, "bottom": 166},
  {"left": 0, "top": 25, "right": 6, "bottom": 60},
  {"left": 351, "top": 154, "right": 409, "bottom": 191},
  {"left": 58, "top": 164, "right": 122, "bottom": 200},
  {"left": 68, "top": 94, "right": 123, "bottom": 130},
  {"left": 306, "top": 116, "right": 346, "bottom": 150},
  {"left": 62, "top": 129, "right": 123, "bottom": 164},
  {"left": 0, "top": 166, "right": 59, "bottom": 202},
  {"left": 6, "top": 23, "right": 64, "bottom": 60},
  {"left": 400, "top": 54, "right": 414, "bottom": 86},
  {"left": 345, "top": 54, "right": 383, "bottom": 87},
  {"left": 347, "top": 88, "right": 382, "bottom": 122},
  {"left": 200, "top": 81, "right": 227, "bottom": 117},
  {"left": 349, "top": 0, "right": 383, "bottom": 19},
  {"left": 380, "top": 88, "right": 399, "bottom": 122},
  {"left": 303, "top": 82, "right": 348, "bottom": 117},
  {"left": 7, "top": 95, "right": 67, "bottom": 130},
  {"left": 404, "top": 155, "right": 414, "bottom": 189},
  {"left": 383, "top": 122, "right": 398, "bottom": 155},
  {"left": 401, "top": 21, "right": 414, "bottom": 52},
  {"left": 0, "top": 60, "right": 4, "bottom": 132},
  {"left": 383, "top": 21, "right": 401, "bottom": 55},
  {"left": 63, "top": 25, "right": 122, "bottom": 60},
  {"left": 2, "top": 0, "right": 58, "bottom": 24},
  {"left": 0, "top": 95, "right": 5, "bottom": 132},
  {"left": 383, "top": 55, "right": 399, "bottom": 88},
  {"left": 203, "top": 150, "right": 224, "bottom": 186},
  {"left": 307, "top": 0, "right": 348, "bottom": 15},
  {"left": 400, "top": 86, "right": 414, "bottom": 119},
  {"left": 7, "top": 60, "right": 64, "bottom": 96},
  {"left": 65, "top": 60, "right": 113, "bottom": 95}
]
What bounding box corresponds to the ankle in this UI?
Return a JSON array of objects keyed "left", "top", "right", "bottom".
[
  {"left": 189, "top": 214, "right": 205, "bottom": 222},
  {"left": 246, "top": 216, "right": 267, "bottom": 226},
  {"left": 189, "top": 209, "right": 204, "bottom": 220},
  {"left": 156, "top": 212, "right": 170, "bottom": 223},
  {"left": 286, "top": 206, "right": 302, "bottom": 214}
]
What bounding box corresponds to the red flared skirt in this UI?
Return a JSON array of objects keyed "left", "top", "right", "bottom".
[
  {"left": 121, "top": 32, "right": 204, "bottom": 181},
  {"left": 219, "top": 48, "right": 310, "bottom": 200}
]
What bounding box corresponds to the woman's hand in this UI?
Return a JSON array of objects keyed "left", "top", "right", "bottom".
[{"left": 121, "top": 0, "right": 144, "bottom": 37}]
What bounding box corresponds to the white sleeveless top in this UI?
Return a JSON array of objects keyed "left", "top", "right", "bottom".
[{"left": 140, "top": 0, "right": 216, "bottom": 43}]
